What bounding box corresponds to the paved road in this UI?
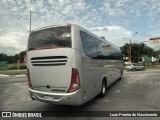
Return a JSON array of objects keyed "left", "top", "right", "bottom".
[{"left": 0, "top": 69, "right": 160, "bottom": 120}]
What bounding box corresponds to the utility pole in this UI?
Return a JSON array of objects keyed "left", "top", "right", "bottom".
[
  {"left": 129, "top": 32, "right": 138, "bottom": 63},
  {"left": 18, "top": 52, "right": 20, "bottom": 70},
  {"left": 129, "top": 39, "right": 131, "bottom": 62},
  {"left": 30, "top": 10, "right": 32, "bottom": 32},
  {"left": 123, "top": 37, "right": 130, "bottom": 61}
]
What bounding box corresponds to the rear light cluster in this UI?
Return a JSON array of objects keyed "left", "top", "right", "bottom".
[
  {"left": 67, "top": 23, "right": 72, "bottom": 26},
  {"left": 67, "top": 68, "right": 80, "bottom": 93},
  {"left": 27, "top": 69, "right": 33, "bottom": 89}
]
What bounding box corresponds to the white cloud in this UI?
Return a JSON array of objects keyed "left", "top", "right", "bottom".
[
  {"left": 0, "top": 31, "right": 28, "bottom": 55},
  {"left": 1, "top": 0, "right": 160, "bottom": 55},
  {"left": 90, "top": 26, "right": 132, "bottom": 47}
]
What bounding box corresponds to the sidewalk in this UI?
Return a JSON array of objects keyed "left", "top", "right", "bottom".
[
  {"left": 0, "top": 69, "right": 27, "bottom": 78},
  {"left": 0, "top": 74, "right": 8, "bottom": 78},
  {"left": 0, "top": 74, "right": 26, "bottom": 78}
]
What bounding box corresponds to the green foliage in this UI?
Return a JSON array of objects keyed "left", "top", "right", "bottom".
[
  {"left": 0, "top": 63, "right": 27, "bottom": 70},
  {"left": 0, "top": 70, "right": 26, "bottom": 75},
  {"left": 7, "top": 63, "right": 27, "bottom": 70},
  {"left": 120, "top": 43, "right": 130, "bottom": 57},
  {"left": 0, "top": 50, "right": 26, "bottom": 64},
  {"left": 0, "top": 50, "right": 27, "bottom": 70},
  {"left": 120, "top": 43, "right": 160, "bottom": 63}
]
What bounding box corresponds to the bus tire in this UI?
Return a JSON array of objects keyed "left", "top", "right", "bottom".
[
  {"left": 99, "top": 79, "right": 107, "bottom": 97},
  {"left": 118, "top": 70, "right": 123, "bottom": 80}
]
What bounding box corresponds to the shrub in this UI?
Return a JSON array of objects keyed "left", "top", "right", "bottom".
[{"left": 7, "top": 63, "right": 27, "bottom": 70}]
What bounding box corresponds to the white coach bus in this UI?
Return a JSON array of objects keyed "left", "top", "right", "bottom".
[{"left": 27, "top": 23, "right": 124, "bottom": 105}]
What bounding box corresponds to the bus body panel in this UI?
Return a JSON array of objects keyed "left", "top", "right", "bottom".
[
  {"left": 29, "top": 88, "right": 83, "bottom": 105},
  {"left": 82, "top": 56, "right": 105, "bottom": 103},
  {"left": 27, "top": 48, "right": 72, "bottom": 93},
  {"left": 71, "top": 25, "right": 85, "bottom": 52}
]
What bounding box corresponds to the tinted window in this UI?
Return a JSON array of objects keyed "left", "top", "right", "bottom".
[
  {"left": 28, "top": 26, "right": 71, "bottom": 51},
  {"left": 80, "top": 31, "right": 122, "bottom": 60},
  {"left": 96, "top": 41, "right": 106, "bottom": 59},
  {"left": 109, "top": 51, "right": 122, "bottom": 60},
  {"left": 103, "top": 44, "right": 122, "bottom": 60},
  {"left": 80, "top": 31, "right": 97, "bottom": 58},
  {"left": 132, "top": 63, "right": 137, "bottom": 66}
]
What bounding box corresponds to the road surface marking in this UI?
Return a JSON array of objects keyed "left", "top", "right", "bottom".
[
  {"left": 115, "top": 90, "right": 121, "bottom": 93},
  {"left": 147, "top": 81, "right": 153, "bottom": 85},
  {"left": 105, "top": 99, "right": 109, "bottom": 102},
  {"left": 155, "top": 82, "right": 160, "bottom": 86}
]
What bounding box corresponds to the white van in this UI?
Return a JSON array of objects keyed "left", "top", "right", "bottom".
[{"left": 27, "top": 23, "right": 124, "bottom": 105}]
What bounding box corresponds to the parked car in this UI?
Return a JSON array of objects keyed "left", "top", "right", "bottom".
[{"left": 125, "top": 63, "right": 145, "bottom": 71}]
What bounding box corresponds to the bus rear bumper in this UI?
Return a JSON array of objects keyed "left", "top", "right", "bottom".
[{"left": 28, "top": 88, "right": 83, "bottom": 106}]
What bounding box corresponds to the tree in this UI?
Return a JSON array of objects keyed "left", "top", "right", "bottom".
[
  {"left": 0, "top": 50, "right": 26, "bottom": 63},
  {"left": 120, "top": 43, "right": 130, "bottom": 58},
  {"left": 120, "top": 43, "right": 159, "bottom": 63},
  {"left": 0, "top": 53, "right": 8, "bottom": 61}
]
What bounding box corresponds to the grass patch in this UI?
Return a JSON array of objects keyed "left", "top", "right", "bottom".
[
  {"left": 7, "top": 63, "right": 27, "bottom": 70},
  {"left": 145, "top": 65, "right": 160, "bottom": 69},
  {"left": 0, "top": 70, "right": 26, "bottom": 75},
  {"left": 0, "top": 63, "right": 27, "bottom": 70}
]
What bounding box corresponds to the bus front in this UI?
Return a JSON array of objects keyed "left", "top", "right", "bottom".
[{"left": 27, "top": 24, "right": 82, "bottom": 105}]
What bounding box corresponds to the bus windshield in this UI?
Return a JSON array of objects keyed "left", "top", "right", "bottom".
[{"left": 28, "top": 26, "right": 71, "bottom": 51}]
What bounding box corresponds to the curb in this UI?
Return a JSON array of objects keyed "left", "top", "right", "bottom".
[
  {"left": 0, "top": 74, "right": 26, "bottom": 78},
  {"left": 8, "top": 74, "right": 26, "bottom": 77},
  {"left": 0, "top": 74, "right": 8, "bottom": 78}
]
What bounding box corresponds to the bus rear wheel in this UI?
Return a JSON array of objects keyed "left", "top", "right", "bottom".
[{"left": 99, "top": 80, "right": 107, "bottom": 97}]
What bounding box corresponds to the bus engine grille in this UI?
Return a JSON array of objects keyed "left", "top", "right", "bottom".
[{"left": 31, "top": 56, "right": 67, "bottom": 66}]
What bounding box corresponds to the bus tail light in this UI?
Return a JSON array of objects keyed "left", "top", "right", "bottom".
[
  {"left": 67, "top": 68, "right": 80, "bottom": 93},
  {"left": 67, "top": 23, "right": 72, "bottom": 26},
  {"left": 27, "top": 69, "right": 33, "bottom": 89}
]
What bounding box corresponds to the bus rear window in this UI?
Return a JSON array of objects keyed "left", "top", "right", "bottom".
[{"left": 28, "top": 26, "right": 71, "bottom": 51}]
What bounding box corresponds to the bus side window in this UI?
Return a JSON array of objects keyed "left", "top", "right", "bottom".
[
  {"left": 80, "top": 31, "right": 97, "bottom": 59},
  {"left": 96, "top": 41, "right": 106, "bottom": 59}
]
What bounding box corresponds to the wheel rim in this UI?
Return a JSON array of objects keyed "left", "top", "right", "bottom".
[{"left": 102, "top": 83, "right": 106, "bottom": 94}]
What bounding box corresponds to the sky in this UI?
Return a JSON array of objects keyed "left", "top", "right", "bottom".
[{"left": 0, "top": 0, "right": 160, "bottom": 55}]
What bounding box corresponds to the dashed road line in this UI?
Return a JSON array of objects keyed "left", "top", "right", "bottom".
[
  {"left": 146, "top": 81, "right": 153, "bottom": 85},
  {"left": 105, "top": 99, "right": 109, "bottom": 102},
  {"left": 115, "top": 90, "right": 121, "bottom": 93}
]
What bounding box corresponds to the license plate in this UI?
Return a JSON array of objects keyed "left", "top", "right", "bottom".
[{"left": 44, "top": 96, "right": 53, "bottom": 100}]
